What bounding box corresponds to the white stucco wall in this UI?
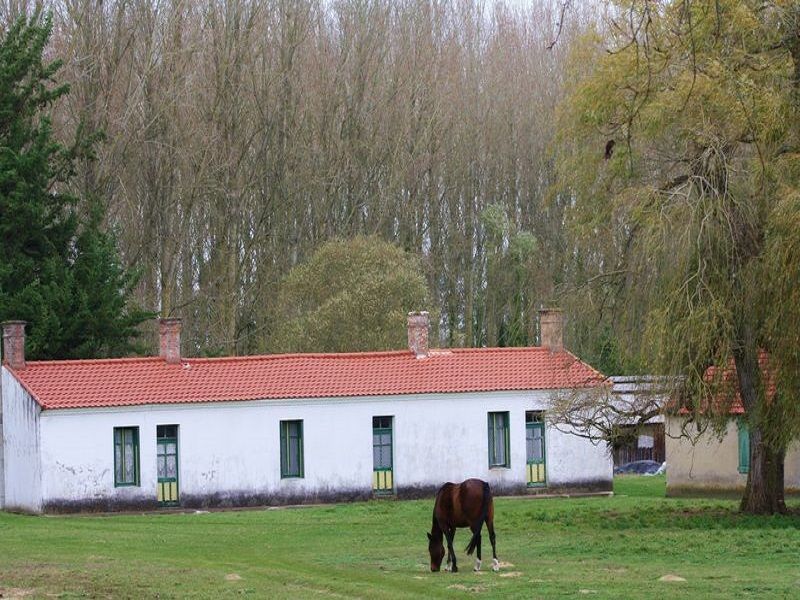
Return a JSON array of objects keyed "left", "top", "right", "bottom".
[
  {"left": 0, "top": 371, "right": 4, "bottom": 508},
  {"left": 1, "top": 368, "right": 42, "bottom": 512},
  {"left": 32, "top": 389, "right": 611, "bottom": 511}
]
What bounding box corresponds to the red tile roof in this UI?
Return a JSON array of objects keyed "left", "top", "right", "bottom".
[
  {"left": 6, "top": 347, "right": 605, "bottom": 410},
  {"left": 695, "top": 351, "right": 774, "bottom": 415}
]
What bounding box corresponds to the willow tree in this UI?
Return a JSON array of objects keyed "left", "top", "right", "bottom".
[{"left": 558, "top": 0, "right": 800, "bottom": 513}]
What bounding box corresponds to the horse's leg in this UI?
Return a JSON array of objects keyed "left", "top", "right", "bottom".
[
  {"left": 441, "top": 525, "right": 453, "bottom": 572},
  {"left": 487, "top": 519, "right": 499, "bottom": 572},
  {"left": 473, "top": 526, "right": 482, "bottom": 572},
  {"left": 445, "top": 528, "right": 458, "bottom": 573}
]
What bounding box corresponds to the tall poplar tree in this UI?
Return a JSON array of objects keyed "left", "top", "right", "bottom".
[{"left": 0, "top": 13, "right": 148, "bottom": 359}]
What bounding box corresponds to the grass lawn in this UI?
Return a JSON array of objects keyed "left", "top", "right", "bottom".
[{"left": 2, "top": 476, "right": 800, "bottom": 598}]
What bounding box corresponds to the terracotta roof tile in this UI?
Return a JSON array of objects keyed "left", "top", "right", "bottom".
[
  {"left": 698, "top": 351, "right": 773, "bottom": 415},
  {"left": 6, "top": 347, "right": 604, "bottom": 410}
]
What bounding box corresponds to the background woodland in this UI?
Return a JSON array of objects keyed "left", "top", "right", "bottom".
[{"left": 3, "top": 0, "right": 616, "bottom": 370}]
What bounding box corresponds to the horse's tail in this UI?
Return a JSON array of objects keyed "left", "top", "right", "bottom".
[{"left": 465, "top": 481, "right": 491, "bottom": 555}]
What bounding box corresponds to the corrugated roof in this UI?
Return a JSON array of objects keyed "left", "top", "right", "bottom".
[{"left": 6, "top": 346, "right": 605, "bottom": 410}]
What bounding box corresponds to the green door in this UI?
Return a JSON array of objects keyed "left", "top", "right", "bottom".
[
  {"left": 373, "top": 416, "right": 393, "bottom": 493},
  {"left": 157, "top": 425, "right": 179, "bottom": 506},
  {"left": 526, "top": 411, "right": 546, "bottom": 486}
]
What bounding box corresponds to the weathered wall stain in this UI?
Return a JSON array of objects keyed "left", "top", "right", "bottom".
[
  {"left": 1, "top": 368, "right": 41, "bottom": 512},
  {"left": 6, "top": 387, "right": 612, "bottom": 513},
  {"left": 40, "top": 479, "right": 613, "bottom": 514}
]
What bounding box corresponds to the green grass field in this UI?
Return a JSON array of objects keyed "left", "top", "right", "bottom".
[{"left": 2, "top": 476, "right": 800, "bottom": 599}]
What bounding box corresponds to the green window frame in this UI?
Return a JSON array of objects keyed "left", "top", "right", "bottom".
[
  {"left": 280, "top": 420, "right": 304, "bottom": 478},
  {"left": 488, "top": 412, "right": 510, "bottom": 468},
  {"left": 526, "top": 411, "right": 547, "bottom": 486},
  {"left": 526, "top": 412, "right": 546, "bottom": 463},
  {"left": 372, "top": 416, "right": 393, "bottom": 471},
  {"left": 737, "top": 419, "right": 750, "bottom": 474},
  {"left": 113, "top": 426, "right": 140, "bottom": 487}
]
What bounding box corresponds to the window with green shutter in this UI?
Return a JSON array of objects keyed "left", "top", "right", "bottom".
[
  {"left": 280, "top": 420, "right": 304, "bottom": 478},
  {"left": 113, "top": 426, "right": 140, "bottom": 486},
  {"left": 737, "top": 419, "right": 750, "bottom": 474},
  {"left": 372, "top": 416, "right": 394, "bottom": 493},
  {"left": 488, "top": 412, "right": 510, "bottom": 468},
  {"left": 526, "top": 411, "right": 547, "bottom": 486}
]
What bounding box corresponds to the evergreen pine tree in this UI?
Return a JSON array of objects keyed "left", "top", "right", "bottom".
[{"left": 0, "top": 13, "right": 149, "bottom": 359}]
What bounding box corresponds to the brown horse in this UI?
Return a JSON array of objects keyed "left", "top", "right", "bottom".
[{"left": 427, "top": 479, "right": 499, "bottom": 573}]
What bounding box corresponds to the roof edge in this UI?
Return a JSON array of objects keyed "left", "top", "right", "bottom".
[
  {"left": 37, "top": 385, "right": 604, "bottom": 412},
  {"left": 2, "top": 365, "right": 46, "bottom": 408}
]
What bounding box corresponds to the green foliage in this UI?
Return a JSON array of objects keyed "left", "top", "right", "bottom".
[
  {"left": 579, "top": 325, "right": 627, "bottom": 376},
  {"left": 270, "top": 236, "right": 431, "bottom": 353},
  {"left": 558, "top": 0, "right": 800, "bottom": 511},
  {"left": 480, "top": 204, "right": 541, "bottom": 347},
  {"left": 0, "top": 13, "right": 149, "bottom": 359}
]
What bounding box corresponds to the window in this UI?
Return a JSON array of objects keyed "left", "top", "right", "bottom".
[
  {"left": 372, "top": 416, "right": 393, "bottom": 471},
  {"left": 526, "top": 411, "right": 546, "bottom": 486},
  {"left": 738, "top": 419, "right": 750, "bottom": 474},
  {"left": 280, "top": 420, "right": 304, "bottom": 478},
  {"left": 114, "top": 427, "right": 140, "bottom": 486},
  {"left": 526, "top": 411, "right": 545, "bottom": 463},
  {"left": 157, "top": 425, "right": 179, "bottom": 505},
  {"left": 373, "top": 416, "right": 394, "bottom": 492},
  {"left": 488, "top": 412, "right": 510, "bottom": 468}
]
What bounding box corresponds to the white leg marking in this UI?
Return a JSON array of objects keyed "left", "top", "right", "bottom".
[
  {"left": 474, "top": 559, "right": 482, "bottom": 572},
  {"left": 492, "top": 558, "right": 500, "bottom": 572}
]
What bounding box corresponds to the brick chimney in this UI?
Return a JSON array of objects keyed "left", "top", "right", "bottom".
[
  {"left": 407, "top": 311, "right": 430, "bottom": 359},
  {"left": 2, "top": 321, "right": 27, "bottom": 369},
  {"left": 159, "top": 318, "right": 182, "bottom": 364},
  {"left": 538, "top": 309, "right": 564, "bottom": 352}
]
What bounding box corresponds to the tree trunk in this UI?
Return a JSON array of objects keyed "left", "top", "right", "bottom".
[
  {"left": 740, "top": 426, "right": 786, "bottom": 514},
  {"left": 734, "top": 344, "right": 786, "bottom": 514}
]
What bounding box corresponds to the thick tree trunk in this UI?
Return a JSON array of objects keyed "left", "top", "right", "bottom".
[
  {"left": 734, "top": 344, "right": 786, "bottom": 514},
  {"left": 740, "top": 425, "right": 786, "bottom": 514}
]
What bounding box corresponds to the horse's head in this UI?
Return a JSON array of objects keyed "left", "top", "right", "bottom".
[{"left": 427, "top": 531, "right": 445, "bottom": 572}]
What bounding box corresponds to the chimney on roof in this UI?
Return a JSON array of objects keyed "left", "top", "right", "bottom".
[
  {"left": 2, "top": 321, "right": 27, "bottom": 369},
  {"left": 407, "top": 311, "right": 430, "bottom": 359},
  {"left": 538, "top": 309, "right": 564, "bottom": 352},
  {"left": 159, "top": 318, "right": 182, "bottom": 364}
]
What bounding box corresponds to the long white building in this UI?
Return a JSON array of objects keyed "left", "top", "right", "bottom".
[{"left": 0, "top": 311, "right": 612, "bottom": 513}]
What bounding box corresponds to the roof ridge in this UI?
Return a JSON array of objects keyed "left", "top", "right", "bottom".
[
  {"left": 21, "top": 356, "right": 163, "bottom": 367},
  {"left": 185, "top": 349, "right": 414, "bottom": 363},
  {"left": 21, "top": 345, "right": 561, "bottom": 367},
  {"left": 449, "top": 346, "right": 547, "bottom": 353}
]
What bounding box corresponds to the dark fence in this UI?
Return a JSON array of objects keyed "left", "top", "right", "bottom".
[{"left": 612, "top": 424, "right": 665, "bottom": 466}]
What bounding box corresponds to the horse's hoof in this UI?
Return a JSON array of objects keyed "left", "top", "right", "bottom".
[
  {"left": 444, "top": 564, "right": 451, "bottom": 572},
  {"left": 492, "top": 558, "right": 500, "bottom": 572},
  {"left": 474, "top": 559, "right": 481, "bottom": 572},
  {"left": 452, "top": 566, "right": 459, "bottom": 573}
]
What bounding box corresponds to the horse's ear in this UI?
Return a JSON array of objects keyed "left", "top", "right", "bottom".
[{"left": 427, "top": 532, "right": 432, "bottom": 541}]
